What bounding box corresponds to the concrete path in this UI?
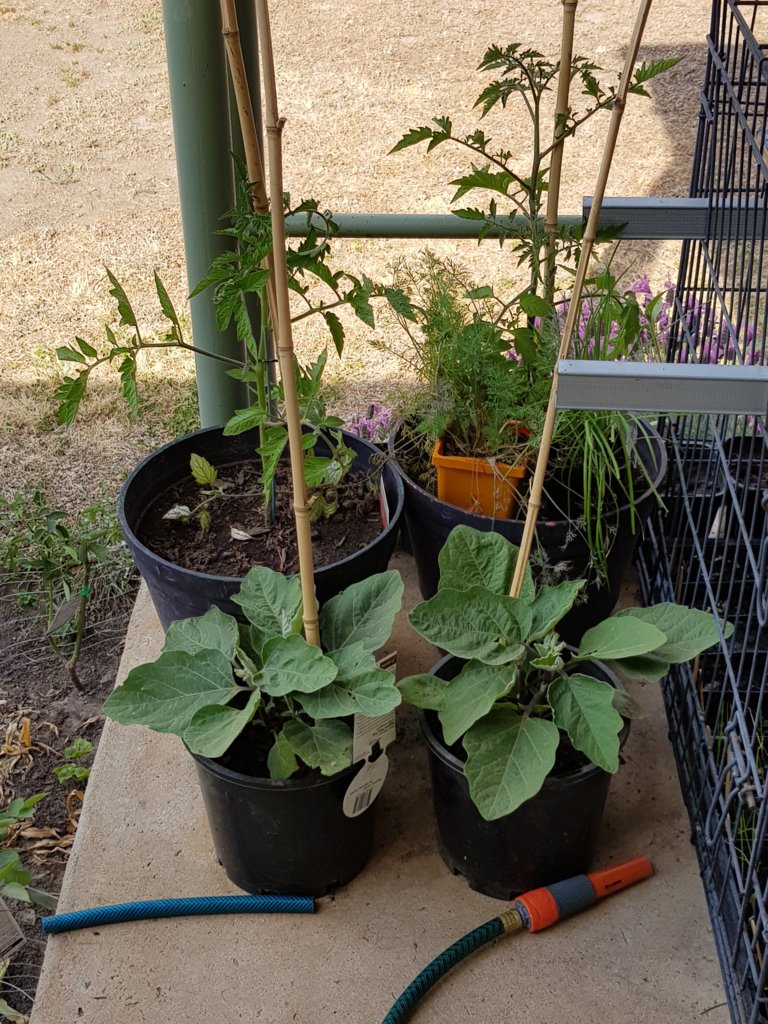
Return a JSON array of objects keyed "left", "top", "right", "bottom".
[{"left": 31, "top": 555, "right": 728, "bottom": 1024}]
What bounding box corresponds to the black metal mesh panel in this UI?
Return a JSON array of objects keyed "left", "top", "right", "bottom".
[{"left": 637, "top": 4, "right": 768, "bottom": 1022}]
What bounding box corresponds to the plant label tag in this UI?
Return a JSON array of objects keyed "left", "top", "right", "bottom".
[
  {"left": 379, "top": 477, "right": 389, "bottom": 525},
  {"left": 352, "top": 708, "right": 396, "bottom": 764},
  {"left": 0, "top": 897, "right": 25, "bottom": 960},
  {"left": 343, "top": 752, "right": 389, "bottom": 818}
]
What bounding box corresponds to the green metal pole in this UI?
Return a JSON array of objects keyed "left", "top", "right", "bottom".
[{"left": 162, "top": 0, "right": 247, "bottom": 427}]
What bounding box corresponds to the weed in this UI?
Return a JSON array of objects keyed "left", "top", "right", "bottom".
[
  {"left": 0, "top": 132, "right": 17, "bottom": 169},
  {"left": 0, "top": 489, "right": 135, "bottom": 687},
  {"left": 57, "top": 62, "right": 88, "bottom": 89},
  {"left": 31, "top": 162, "right": 76, "bottom": 185},
  {"left": 137, "top": 7, "right": 162, "bottom": 35},
  {"left": 0, "top": 795, "right": 55, "bottom": 909},
  {"left": 0, "top": 964, "right": 27, "bottom": 1024},
  {"left": 53, "top": 738, "right": 93, "bottom": 785}
]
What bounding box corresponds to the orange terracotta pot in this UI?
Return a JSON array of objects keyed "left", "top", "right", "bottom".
[{"left": 431, "top": 438, "right": 528, "bottom": 518}]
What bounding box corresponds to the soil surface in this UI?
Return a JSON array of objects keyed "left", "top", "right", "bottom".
[{"left": 138, "top": 462, "right": 384, "bottom": 578}]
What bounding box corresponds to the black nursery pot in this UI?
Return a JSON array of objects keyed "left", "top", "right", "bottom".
[
  {"left": 420, "top": 655, "right": 629, "bottom": 900},
  {"left": 389, "top": 421, "right": 667, "bottom": 644},
  {"left": 119, "top": 425, "right": 404, "bottom": 630},
  {"left": 193, "top": 753, "right": 375, "bottom": 897}
]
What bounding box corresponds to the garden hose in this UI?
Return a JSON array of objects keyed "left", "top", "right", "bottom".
[
  {"left": 380, "top": 856, "right": 653, "bottom": 1024},
  {"left": 42, "top": 894, "right": 314, "bottom": 934}
]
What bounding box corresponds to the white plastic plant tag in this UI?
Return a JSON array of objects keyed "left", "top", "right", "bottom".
[
  {"left": 0, "top": 897, "right": 25, "bottom": 960},
  {"left": 352, "top": 709, "right": 396, "bottom": 765},
  {"left": 343, "top": 752, "right": 389, "bottom": 818}
]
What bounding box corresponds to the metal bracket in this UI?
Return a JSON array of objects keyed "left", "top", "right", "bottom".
[{"left": 556, "top": 360, "right": 768, "bottom": 416}]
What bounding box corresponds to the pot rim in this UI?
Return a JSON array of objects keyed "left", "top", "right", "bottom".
[
  {"left": 388, "top": 417, "right": 667, "bottom": 526},
  {"left": 419, "top": 653, "right": 630, "bottom": 788},
  {"left": 118, "top": 424, "right": 404, "bottom": 584},
  {"left": 191, "top": 746, "right": 361, "bottom": 792}
]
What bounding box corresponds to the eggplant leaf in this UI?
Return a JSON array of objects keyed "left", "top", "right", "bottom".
[
  {"left": 548, "top": 674, "right": 623, "bottom": 773},
  {"left": 184, "top": 690, "right": 261, "bottom": 758},
  {"left": 163, "top": 605, "right": 240, "bottom": 660},
  {"left": 577, "top": 618, "right": 667, "bottom": 661},
  {"left": 320, "top": 570, "right": 404, "bottom": 653},
  {"left": 282, "top": 719, "right": 353, "bottom": 777},
  {"left": 104, "top": 650, "right": 238, "bottom": 735},
  {"left": 463, "top": 708, "right": 559, "bottom": 820},
  {"left": 409, "top": 585, "right": 530, "bottom": 665}
]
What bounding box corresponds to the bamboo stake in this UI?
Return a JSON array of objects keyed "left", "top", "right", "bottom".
[
  {"left": 510, "top": 0, "right": 656, "bottom": 598},
  {"left": 219, "top": 0, "right": 280, "bottom": 337},
  {"left": 543, "top": 0, "right": 578, "bottom": 306},
  {"left": 254, "top": 0, "right": 320, "bottom": 646}
]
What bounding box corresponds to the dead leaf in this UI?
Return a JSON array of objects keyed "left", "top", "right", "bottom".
[
  {"left": 230, "top": 527, "right": 253, "bottom": 541},
  {"left": 19, "top": 826, "right": 58, "bottom": 840}
]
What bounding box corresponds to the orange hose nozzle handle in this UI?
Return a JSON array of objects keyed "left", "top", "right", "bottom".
[
  {"left": 588, "top": 856, "right": 653, "bottom": 898},
  {"left": 514, "top": 856, "right": 654, "bottom": 933}
]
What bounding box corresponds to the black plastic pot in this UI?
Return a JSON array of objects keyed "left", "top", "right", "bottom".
[
  {"left": 119, "top": 425, "right": 404, "bottom": 630},
  {"left": 722, "top": 434, "right": 767, "bottom": 538},
  {"left": 389, "top": 421, "right": 667, "bottom": 643},
  {"left": 420, "top": 654, "right": 629, "bottom": 900},
  {"left": 666, "top": 437, "right": 726, "bottom": 541},
  {"left": 193, "top": 752, "right": 375, "bottom": 896}
]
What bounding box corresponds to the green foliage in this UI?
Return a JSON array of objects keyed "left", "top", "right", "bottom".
[
  {"left": 0, "top": 964, "right": 27, "bottom": 1024},
  {"left": 0, "top": 489, "right": 135, "bottom": 687},
  {"left": 0, "top": 795, "right": 47, "bottom": 843},
  {"left": 399, "top": 526, "right": 727, "bottom": 820},
  {"left": 389, "top": 41, "right": 676, "bottom": 580},
  {"left": 53, "top": 738, "right": 93, "bottom": 785},
  {"left": 51, "top": 163, "right": 415, "bottom": 532},
  {"left": 104, "top": 568, "right": 404, "bottom": 780},
  {"left": 0, "top": 795, "right": 55, "bottom": 910},
  {"left": 388, "top": 252, "right": 536, "bottom": 463},
  {"left": 391, "top": 43, "right": 677, "bottom": 289}
]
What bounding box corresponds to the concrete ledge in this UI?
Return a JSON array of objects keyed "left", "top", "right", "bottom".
[{"left": 31, "top": 555, "right": 728, "bottom": 1023}]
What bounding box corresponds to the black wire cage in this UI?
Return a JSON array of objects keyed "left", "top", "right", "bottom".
[{"left": 636, "top": 2, "right": 768, "bottom": 1021}]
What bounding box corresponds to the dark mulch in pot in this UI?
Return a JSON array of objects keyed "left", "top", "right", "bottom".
[
  {"left": 215, "top": 717, "right": 315, "bottom": 781},
  {"left": 138, "top": 462, "right": 384, "bottom": 577}
]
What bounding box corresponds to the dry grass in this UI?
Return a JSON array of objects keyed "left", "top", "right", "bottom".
[{"left": 0, "top": 0, "right": 712, "bottom": 513}]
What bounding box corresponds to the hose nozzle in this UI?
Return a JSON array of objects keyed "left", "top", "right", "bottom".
[{"left": 512, "top": 856, "right": 653, "bottom": 933}]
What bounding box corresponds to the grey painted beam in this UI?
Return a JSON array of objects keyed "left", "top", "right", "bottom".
[
  {"left": 557, "top": 360, "right": 768, "bottom": 416},
  {"left": 284, "top": 199, "right": 767, "bottom": 242},
  {"left": 283, "top": 212, "right": 571, "bottom": 239},
  {"left": 583, "top": 197, "right": 768, "bottom": 240}
]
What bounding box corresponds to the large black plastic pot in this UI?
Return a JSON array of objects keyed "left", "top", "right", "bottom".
[
  {"left": 193, "top": 752, "right": 375, "bottom": 896},
  {"left": 119, "top": 425, "right": 404, "bottom": 630},
  {"left": 420, "top": 655, "right": 629, "bottom": 900},
  {"left": 388, "top": 421, "right": 667, "bottom": 643},
  {"left": 722, "top": 434, "right": 767, "bottom": 539}
]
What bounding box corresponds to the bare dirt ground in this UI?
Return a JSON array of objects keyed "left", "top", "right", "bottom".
[{"left": 0, "top": 0, "right": 713, "bottom": 1015}]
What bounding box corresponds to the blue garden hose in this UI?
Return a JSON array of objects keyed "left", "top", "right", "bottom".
[
  {"left": 380, "top": 857, "right": 654, "bottom": 1023},
  {"left": 381, "top": 917, "right": 507, "bottom": 1024},
  {"left": 42, "top": 895, "right": 314, "bottom": 935}
]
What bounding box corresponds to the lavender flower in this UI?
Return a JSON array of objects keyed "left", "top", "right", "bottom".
[{"left": 347, "top": 403, "right": 394, "bottom": 443}]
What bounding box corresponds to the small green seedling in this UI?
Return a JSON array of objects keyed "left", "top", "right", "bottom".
[{"left": 53, "top": 738, "right": 93, "bottom": 785}]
